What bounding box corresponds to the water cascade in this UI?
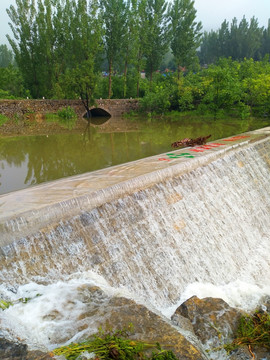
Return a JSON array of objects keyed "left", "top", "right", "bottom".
[{"left": 0, "top": 128, "right": 270, "bottom": 351}]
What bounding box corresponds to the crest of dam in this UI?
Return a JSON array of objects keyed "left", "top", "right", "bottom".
[{"left": 0, "top": 128, "right": 270, "bottom": 311}]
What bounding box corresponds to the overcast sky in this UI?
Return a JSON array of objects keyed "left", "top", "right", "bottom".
[{"left": 0, "top": 0, "right": 269, "bottom": 46}]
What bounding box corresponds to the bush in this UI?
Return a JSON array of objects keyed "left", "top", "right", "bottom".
[
  {"left": 57, "top": 106, "right": 77, "bottom": 119},
  {"left": 139, "top": 85, "right": 171, "bottom": 114}
]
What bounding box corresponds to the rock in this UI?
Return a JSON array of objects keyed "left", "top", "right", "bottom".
[
  {"left": 260, "top": 295, "right": 270, "bottom": 313},
  {"left": 92, "top": 296, "right": 208, "bottom": 360},
  {"left": 70, "top": 286, "right": 208, "bottom": 360},
  {"left": 0, "top": 338, "right": 55, "bottom": 360},
  {"left": 172, "top": 296, "right": 243, "bottom": 348},
  {"left": 228, "top": 346, "right": 254, "bottom": 360},
  {"left": 0, "top": 338, "right": 27, "bottom": 360},
  {"left": 228, "top": 345, "right": 270, "bottom": 360}
]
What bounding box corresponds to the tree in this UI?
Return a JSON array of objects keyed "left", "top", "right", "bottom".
[
  {"left": 101, "top": 0, "right": 129, "bottom": 98},
  {"left": 58, "top": 0, "right": 103, "bottom": 116},
  {"left": 144, "top": 0, "right": 169, "bottom": 86},
  {"left": 199, "top": 30, "right": 219, "bottom": 64},
  {"left": 0, "top": 45, "right": 14, "bottom": 67},
  {"left": 0, "top": 65, "right": 27, "bottom": 97},
  {"left": 200, "top": 58, "right": 243, "bottom": 117},
  {"left": 7, "top": 0, "right": 39, "bottom": 96},
  {"left": 169, "top": 0, "right": 202, "bottom": 78},
  {"left": 261, "top": 19, "right": 270, "bottom": 57},
  {"left": 132, "top": 0, "right": 148, "bottom": 97}
]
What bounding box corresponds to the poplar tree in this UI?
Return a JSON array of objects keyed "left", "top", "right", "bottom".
[
  {"left": 0, "top": 45, "right": 14, "bottom": 67},
  {"left": 101, "top": 0, "right": 129, "bottom": 98},
  {"left": 169, "top": 0, "right": 202, "bottom": 79},
  {"left": 131, "top": 0, "right": 148, "bottom": 97},
  {"left": 7, "top": 0, "right": 40, "bottom": 96},
  {"left": 144, "top": 0, "right": 169, "bottom": 86},
  {"left": 58, "top": 0, "right": 103, "bottom": 114}
]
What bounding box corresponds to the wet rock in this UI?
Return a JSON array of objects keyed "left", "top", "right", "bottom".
[
  {"left": 84, "top": 296, "right": 208, "bottom": 360},
  {"left": 0, "top": 338, "right": 27, "bottom": 360},
  {"left": 172, "top": 296, "right": 243, "bottom": 348},
  {"left": 0, "top": 338, "right": 55, "bottom": 360},
  {"left": 52, "top": 285, "right": 208, "bottom": 359},
  {"left": 228, "top": 345, "right": 270, "bottom": 360},
  {"left": 260, "top": 295, "right": 270, "bottom": 313}
]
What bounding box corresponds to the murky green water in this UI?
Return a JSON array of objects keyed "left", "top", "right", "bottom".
[{"left": 0, "top": 115, "right": 269, "bottom": 195}]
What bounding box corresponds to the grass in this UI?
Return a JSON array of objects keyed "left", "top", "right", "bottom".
[
  {"left": 53, "top": 326, "right": 178, "bottom": 360},
  {"left": 0, "top": 114, "right": 9, "bottom": 126},
  {"left": 210, "top": 309, "right": 270, "bottom": 356},
  {"left": 45, "top": 107, "right": 77, "bottom": 130},
  {"left": 225, "top": 310, "right": 270, "bottom": 352}
]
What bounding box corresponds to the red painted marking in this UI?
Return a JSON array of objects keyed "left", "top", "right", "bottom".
[
  {"left": 158, "top": 158, "right": 171, "bottom": 161},
  {"left": 223, "top": 135, "right": 250, "bottom": 141},
  {"left": 199, "top": 146, "right": 213, "bottom": 149},
  {"left": 190, "top": 148, "right": 205, "bottom": 152},
  {"left": 208, "top": 143, "right": 224, "bottom": 146}
]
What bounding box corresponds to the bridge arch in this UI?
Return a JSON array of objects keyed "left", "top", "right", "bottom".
[{"left": 83, "top": 107, "right": 111, "bottom": 119}]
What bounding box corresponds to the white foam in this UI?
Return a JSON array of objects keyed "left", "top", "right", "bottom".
[{"left": 161, "top": 280, "right": 270, "bottom": 318}]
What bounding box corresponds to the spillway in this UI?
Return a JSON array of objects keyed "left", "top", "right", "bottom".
[{"left": 0, "top": 127, "right": 270, "bottom": 325}]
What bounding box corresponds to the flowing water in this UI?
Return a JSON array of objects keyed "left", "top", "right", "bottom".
[{"left": 0, "top": 119, "right": 270, "bottom": 357}]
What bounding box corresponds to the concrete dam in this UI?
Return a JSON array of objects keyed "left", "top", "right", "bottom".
[{"left": 0, "top": 127, "right": 270, "bottom": 353}]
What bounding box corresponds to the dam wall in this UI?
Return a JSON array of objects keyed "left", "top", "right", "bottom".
[{"left": 0, "top": 128, "right": 270, "bottom": 311}]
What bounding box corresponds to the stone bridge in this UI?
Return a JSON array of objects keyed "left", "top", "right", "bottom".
[{"left": 0, "top": 98, "right": 139, "bottom": 118}]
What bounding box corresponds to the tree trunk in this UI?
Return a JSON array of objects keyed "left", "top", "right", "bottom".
[
  {"left": 177, "top": 63, "right": 180, "bottom": 80},
  {"left": 109, "top": 59, "right": 113, "bottom": 99},
  {"left": 123, "top": 58, "right": 128, "bottom": 98}
]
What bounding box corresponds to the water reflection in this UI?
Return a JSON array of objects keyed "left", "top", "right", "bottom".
[{"left": 0, "top": 116, "right": 269, "bottom": 195}]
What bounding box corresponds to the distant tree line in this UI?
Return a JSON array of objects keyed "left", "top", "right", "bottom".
[
  {"left": 0, "top": 0, "right": 270, "bottom": 120},
  {"left": 198, "top": 17, "right": 270, "bottom": 64},
  {"left": 2, "top": 0, "right": 202, "bottom": 102},
  {"left": 139, "top": 57, "right": 270, "bottom": 118}
]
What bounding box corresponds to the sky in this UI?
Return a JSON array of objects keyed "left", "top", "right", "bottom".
[{"left": 0, "top": 0, "right": 269, "bottom": 46}]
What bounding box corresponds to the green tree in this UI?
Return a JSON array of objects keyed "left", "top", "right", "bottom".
[
  {"left": 200, "top": 59, "right": 243, "bottom": 117},
  {"left": 132, "top": 0, "right": 148, "bottom": 97},
  {"left": 261, "top": 19, "right": 270, "bottom": 57},
  {"left": 7, "top": 0, "right": 39, "bottom": 96},
  {"left": 58, "top": 0, "right": 103, "bottom": 115},
  {"left": 0, "top": 45, "right": 14, "bottom": 67},
  {"left": 101, "top": 0, "right": 129, "bottom": 98},
  {"left": 199, "top": 30, "right": 219, "bottom": 64},
  {"left": 0, "top": 65, "right": 27, "bottom": 98},
  {"left": 144, "top": 0, "right": 169, "bottom": 86},
  {"left": 169, "top": 0, "right": 202, "bottom": 79}
]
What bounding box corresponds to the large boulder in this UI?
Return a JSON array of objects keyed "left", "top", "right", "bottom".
[
  {"left": 172, "top": 296, "right": 243, "bottom": 347},
  {"left": 75, "top": 285, "right": 208, "bottom": 360},
  {"left": 172, "top": 295, "right": 270, "bottom": 360}
]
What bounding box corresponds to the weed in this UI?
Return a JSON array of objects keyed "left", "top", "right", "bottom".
[
  {"left": 53, "top": 326, "right": 178, "bottom": 360},
  {"left": 57, "top": 106, "right": 77, "bottom": 120},
  {"left": 0, "top": 114, "right": 9, "bottom": 126}
]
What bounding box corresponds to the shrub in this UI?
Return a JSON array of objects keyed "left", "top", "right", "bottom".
[
  {"left": 139, "top": 86, "right": 171, "bottom": 114},
  {"left": 57, "top": 106, "right": 77, "bottom": 119}
]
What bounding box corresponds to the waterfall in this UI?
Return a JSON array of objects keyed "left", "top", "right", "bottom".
[{"left": 0, "top": 129, "right": 270, "bottom": 350}]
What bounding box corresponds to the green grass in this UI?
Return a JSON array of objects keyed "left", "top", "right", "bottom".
[
  {"left": 53, "top": 326, "right": 178, "bottom": 360},
  {"left": 0, "top": 114, "right": 9, "bottom": 126}
]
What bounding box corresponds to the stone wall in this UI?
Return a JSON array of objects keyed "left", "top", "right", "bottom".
[{"left": 0, "top": 98, "right": 139, "bottom": 118}]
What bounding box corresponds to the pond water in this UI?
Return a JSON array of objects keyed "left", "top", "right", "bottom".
[{"left": 0, "top": 115, "right": 269, "bottom": 195}]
